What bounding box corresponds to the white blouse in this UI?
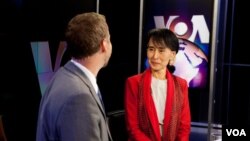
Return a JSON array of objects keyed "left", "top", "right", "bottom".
[{"left": 151, "top": 76, "right": 167, "bottom": 135}]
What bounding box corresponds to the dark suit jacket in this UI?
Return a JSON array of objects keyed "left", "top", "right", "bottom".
[{"left": 36, "top": 61, "right": 112, "bottom": 141}]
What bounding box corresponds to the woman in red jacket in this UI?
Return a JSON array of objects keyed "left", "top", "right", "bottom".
[{"left": 124, "top": 28, "right": 191, "bottom": 141}]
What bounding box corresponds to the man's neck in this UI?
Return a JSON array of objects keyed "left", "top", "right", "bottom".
[{"left": 73, "top": 57, "right": 102, "bottom": 77}]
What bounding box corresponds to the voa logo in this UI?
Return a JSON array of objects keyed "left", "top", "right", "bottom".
[
  {"left": 154, "top": 15, "right": 209, "bottom": 44},
  {"left": 153, "top": 15, "right": 210, "bottom": 88},
  {"left": 226, "top": 129, "right": 246, "bottom": 136}
]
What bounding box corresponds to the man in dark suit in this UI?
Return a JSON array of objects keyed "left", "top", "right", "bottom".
[{"left": 36, "top": 12, "right": 113, "bottom": 141}]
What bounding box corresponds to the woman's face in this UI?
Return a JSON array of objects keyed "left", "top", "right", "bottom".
[{"left": 147, "top": 38, "right": 176, "bottom": 72}]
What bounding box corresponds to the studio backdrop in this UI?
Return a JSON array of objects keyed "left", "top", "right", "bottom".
[{"left": 142, "top": 0, "right": 214, "bottom": 125}]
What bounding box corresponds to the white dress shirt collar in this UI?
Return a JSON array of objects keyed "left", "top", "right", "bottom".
[{"left": 70, "top": 59, "right": 98, "bottom": 94}]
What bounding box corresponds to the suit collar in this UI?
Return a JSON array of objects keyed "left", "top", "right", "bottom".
[
  {"left": 64, "top": 61, "right": 106, "bottom": 116},
  {"left": 70, "top": 59, "right": 98, "bottom": 94}
]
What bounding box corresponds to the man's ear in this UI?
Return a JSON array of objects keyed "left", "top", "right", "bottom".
[{"left": 100, "top": 39, "right": 107, "bottom": 52}]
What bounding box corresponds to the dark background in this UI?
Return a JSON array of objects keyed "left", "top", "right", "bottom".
[{"left": 0, "top": 0, "right": 250, "bottom": 141}]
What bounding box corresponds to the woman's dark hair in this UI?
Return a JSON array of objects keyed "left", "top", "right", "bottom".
[{"left": 147, "top": 28, "right": 179, "bottom": 53}]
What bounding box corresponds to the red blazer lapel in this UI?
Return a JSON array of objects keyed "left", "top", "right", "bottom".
[
  {"left": 163, "top": 70, "right": 175, "bottom": 135},
  {"left": 142, "top": 69, "right": 162, "bottom": 141}
]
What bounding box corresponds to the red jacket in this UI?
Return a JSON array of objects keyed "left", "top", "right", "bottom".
[{"left": 124, "top": 69, "right": 191, "bottom": 141}]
